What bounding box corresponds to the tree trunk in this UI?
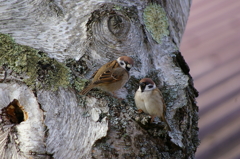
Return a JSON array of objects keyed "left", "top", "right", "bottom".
[{"left": 0, "top": 0, "right": 199, "bottom": 159}]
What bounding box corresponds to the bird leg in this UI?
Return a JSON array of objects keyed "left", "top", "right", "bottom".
[
  {"left": 137, "top": 109, "right": 143, "bottom": 114},
  {"left": 112, "top": 92, "right": 124, "bottom": 100},
  {"left": 150, "top": 115, "right": 156, "bottom": 123}
]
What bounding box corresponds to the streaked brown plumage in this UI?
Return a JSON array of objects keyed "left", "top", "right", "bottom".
[
  {"left": 80, "top": 56, "right": 133, "bottom": 95},
  {"left": 134, "top": 78, "right": 171, "bottom": 131}
]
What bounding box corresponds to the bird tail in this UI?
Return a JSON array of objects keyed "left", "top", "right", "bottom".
[
  {"left": 79, "top": 85, "right": 95, "bottom": 95},
  {"left": 162, "top": 116, "right": 171, "bottom": 131}
]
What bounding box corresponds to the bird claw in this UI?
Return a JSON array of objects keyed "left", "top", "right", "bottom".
[{"left": 150, "top": 116, "right": 156, "bottom": 123}]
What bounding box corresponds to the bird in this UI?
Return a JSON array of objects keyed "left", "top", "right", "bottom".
[
  {"left": 134, "top": 78, "right": 171, "bottom": 131},
  {"left": 80, "top": 56, "right": 134, "bottom": 96}
]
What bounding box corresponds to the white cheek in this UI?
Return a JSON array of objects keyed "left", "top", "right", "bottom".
[
  {"left": 144, "top": 87, "right": 152, "bottom": 91},
  {"left": 137, "top": 87, "right": 141, "bottom": 91},
  {"left": 144, "top": 85, "right": 156, "bottom": 91},
  {"left": 120, "top": 64, "right": 126, "bottom": 69}
]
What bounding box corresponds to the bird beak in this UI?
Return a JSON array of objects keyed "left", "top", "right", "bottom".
[{"left": 140, "top": 82, "right": 145, "bottom": 92}]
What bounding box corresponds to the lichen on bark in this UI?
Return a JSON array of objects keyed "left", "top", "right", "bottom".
[
  {"left": 0, "top": 33, "right": 88, "bottom": 91},
  {"left": 143, "top": 3, "right": 169, "bottom": 44}
]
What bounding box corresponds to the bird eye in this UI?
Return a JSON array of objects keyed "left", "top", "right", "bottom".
[{"left": 120, "top": 61, "right": 124, "bottom": 65}]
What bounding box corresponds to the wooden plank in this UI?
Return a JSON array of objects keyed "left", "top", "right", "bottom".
[
  {"left": 197, "top": 72, "right": 240, "bottom": 111},
  {"left": 181, "top": 1, "right": 240, "bottom": 62},
  {"left": 189, "top": 0, "right": 235, "bottom": 19},
  {"left": 187, "top": 3, "right": 240, "bottom": 32},
  {"left": 181, "top": 28, "right": 240, "bottom": 63},
  {"left": 182, "top": 12, "right": 240, "bottom": 52},
  {"left": 189, "top": 40, "right": 240, "bottom": 78},
  {"left": 200, "top": 94, "right": 240, "bottom": 138},
  {"left": 196, "top": 114, "right": 240, "bottom": 159},
  {"left": 180, "top": 0, "right": 240, "bottom": 159},
  {"left": 218, "top": 139, "right": 240, "bottom": 159},
  {"left": 199, "top": 92, "right": 240, "bottom": 129},
  {"left": 195, "top": 56, "right": 240, "bottom": 93}
]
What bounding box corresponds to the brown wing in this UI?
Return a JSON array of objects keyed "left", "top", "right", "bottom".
[
  {"left": 155, "top": 88, "right": 166, "bottom": 114},
  {"left": 93, "top": 67, "right": 127, "bottom": 84},
  {"left": 90, "top": 60, "right": 118, "bottom": 79},
  {"left": 155, "top": 88, "right": 171, "bottom": 131},
  {"left": 92, "top": 60, "right": 127, "bottom": 85},
  {"left": 91, "top": 60, "right": 118, "bottom": 80},
  {"left": 80, "top": 60, "right": 122, "bottom": 95}
]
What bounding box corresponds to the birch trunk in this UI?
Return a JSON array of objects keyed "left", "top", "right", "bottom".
[{"left": 0, "top": 0, "right": 199, "bottom": 159}]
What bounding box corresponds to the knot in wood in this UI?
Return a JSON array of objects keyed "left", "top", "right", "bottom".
[
  {"left": 86, "top": 6, "right": 141, "bottom": 58},
  {"left": 108, "top": 14, "right": 130, "bottom": 37}
]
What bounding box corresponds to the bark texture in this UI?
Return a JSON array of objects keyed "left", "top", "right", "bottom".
[{"left": 0, "top": 0, "right": 199, "bottom": 159}]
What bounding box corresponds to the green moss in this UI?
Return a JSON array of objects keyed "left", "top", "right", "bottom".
[
  {"left": 0, "top": 33, "right": 74, "bottom": 90},
  {"left": 143, "top": 3, "right": 169, "bottom": 43},
  {"left": 72, "top": 77, "right": 88, "bottom": 92},
  {"left": 65, "top": 58, "right": 89, "bottom": 92},
  {"left": 113, "top": 5, "right": 123, "bottom": 11}
]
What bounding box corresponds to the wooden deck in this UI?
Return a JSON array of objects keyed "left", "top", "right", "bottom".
[{"left": 180, "top": 0, "right": 240, "bottom": 158}]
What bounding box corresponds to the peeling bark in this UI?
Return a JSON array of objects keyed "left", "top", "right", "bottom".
[{"left": 0, "top": 0, "right": 199, "bottom": 159}]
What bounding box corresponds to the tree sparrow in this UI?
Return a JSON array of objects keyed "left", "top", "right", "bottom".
[
  {"left": 134, "top": 78, "right": 171, "bottom": 131},
  {"left": 80, "top": 56, "right": 134, "bottom": 95}
]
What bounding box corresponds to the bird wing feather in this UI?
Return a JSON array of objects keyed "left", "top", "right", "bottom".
[
  {"left": 154, "top": 88, "right": 166, "bottom": 115},
  {"left": 93, "top": 67, "right": 126, "bottom": 84},
  {"left": 93, "top": 60, "right": 128, "bottom": 84}
]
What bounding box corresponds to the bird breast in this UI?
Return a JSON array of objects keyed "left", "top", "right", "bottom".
[
  {"left": 135, "top": 89, "right": 164, "bottom": 117},
  {"left": 135, "top": 90, "right": 151, "bottom": 113}
]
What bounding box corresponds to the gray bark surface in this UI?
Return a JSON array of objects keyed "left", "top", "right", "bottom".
[{"left": 0, "top": 0, "right": 199, "bottom": 159}]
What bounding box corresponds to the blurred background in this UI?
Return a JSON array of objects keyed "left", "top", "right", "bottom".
[{"left": 180, "top": 0, "right": 240, "bottom": 159}]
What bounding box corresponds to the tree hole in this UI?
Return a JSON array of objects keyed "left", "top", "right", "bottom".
[{"left": 1, "top": 99, "right": 28, "bottom": 124}]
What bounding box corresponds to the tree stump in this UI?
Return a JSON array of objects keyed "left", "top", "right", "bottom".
[{"left": 0, "top": 0, "right": 199, "bottom": 158}]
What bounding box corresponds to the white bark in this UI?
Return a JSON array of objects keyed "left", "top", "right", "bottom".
[{"left": 0, "top": 0, "right": 198, "bottom": 159}]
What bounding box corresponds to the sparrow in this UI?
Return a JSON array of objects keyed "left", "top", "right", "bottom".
[
  {"left": 134, "top": 78, "right": 171, "bottom": 131},
  {"left": 80, "top": 56, "right": 134, "bottom": 95}
]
